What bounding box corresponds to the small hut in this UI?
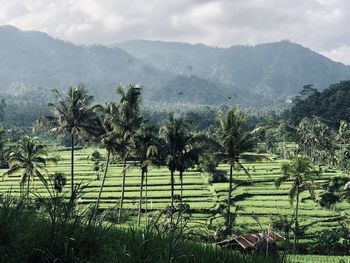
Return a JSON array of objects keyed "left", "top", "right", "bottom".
[{"left": 216, "top": 231, "right": 284, "bottom": 255}]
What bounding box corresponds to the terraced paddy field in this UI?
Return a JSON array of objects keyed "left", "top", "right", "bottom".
[
  {"left": 1, "top": 146, "right": 350, "bottom": 260},
  {"left": 287, "top": 254, "right": 350, "bottom": 262},
  {"left": 213, "top": 160, "right": 349, "bottom": 246}
]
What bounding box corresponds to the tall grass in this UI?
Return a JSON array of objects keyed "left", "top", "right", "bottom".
[{"left": 0, "top": 188, "right": 275, "bottom": 262}]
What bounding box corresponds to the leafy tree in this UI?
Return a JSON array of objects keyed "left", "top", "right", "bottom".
[
  {"left": 36, "top": 85, "right": 100, "bottom": 197},
  {"left": 288, "top": 81, "right": 350, "bottom": 127},
  {"left": 0, "top": 129, "right": 9, "bottom": 168},
  {"left": 90, "top": 150, "right": 104, "bottom": 180},
  {"left": 198, "top": 153, "right": 220, "bottom": 174},
  {"left": 3, "top": 136, "right": 55, "bottom": 197},
  {"left": 217, "top": 107, "right": 257, "bottom": 228},
  {"left": 50, "top": 172, "right": 67, "bottom": 193},
  {"left": 312, "top": 223, "right": 350, "bottom": 255},
  {"left": 0, "top": 98, "right": 6, "bottom": 123},
  {"left": 275, "top": 156, "right": 320, "bottom": 251}
]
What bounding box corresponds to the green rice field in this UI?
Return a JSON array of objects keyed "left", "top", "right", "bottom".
[{"left": 1, "top": 146, "right": 350, "bottom": 262}]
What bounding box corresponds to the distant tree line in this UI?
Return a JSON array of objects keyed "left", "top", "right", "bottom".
[{"left": 286, "top": 81, "right": 350, "bottom": 127}]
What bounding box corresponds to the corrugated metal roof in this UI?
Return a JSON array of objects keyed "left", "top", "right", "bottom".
[{"left": 217, "top": 231, "right": 284, "bottom": 249}]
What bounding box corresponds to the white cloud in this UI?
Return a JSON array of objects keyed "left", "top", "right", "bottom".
[
  {"left": 322, "top": 44, "right": 350, "bottom": 65},
  {"left": 0, "top": 0, "right": 350, "bottom": 64}
]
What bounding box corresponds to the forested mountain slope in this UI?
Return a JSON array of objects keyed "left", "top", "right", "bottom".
[
  {"left": 1, "top": 25, "right": 350, "bottom": 106},
  {"left": 117, "top": 40, "right": 350, "bottom": 104}
]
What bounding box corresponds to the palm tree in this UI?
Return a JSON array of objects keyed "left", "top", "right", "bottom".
[
  {"left": 35, "top": 85, "right": 100, "bottom": 197},
  {"left": 297, "top": 117, "right": 333, "bottom": 162},
  {"left": 277, "top": 121, "right": 293, "bottom": 159},
  {"left": 338, "top": 121, "right": 350, "bottom": 151},
  {"left": 160, "top": 115, "right": 190, "bottom": 206},
  {"left": 91, "top": 102, "right": 122, "bottom": 222},
  {"left": 3, "top": 136, "right": 55, "bottom": 198},
  {"left": 134, "top": 123, "right": 159, "bottom": 225},
  {"left": 176, "top": 133, "right": 210, "bottom": 203},
  {"left": 275, "top": 156, "right": 319, "bottom": 252},
  {"left": 115, "top": 84, "right": 142, "bottom": 223},
  {"left": 159, "top": 114, "right": 208, "bottom": 206},
  {"left": 217, "top": 107, "right": 257, "bottom": 229}
]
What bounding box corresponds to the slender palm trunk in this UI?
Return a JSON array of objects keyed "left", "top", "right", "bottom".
[
  {"left": 180, "top": 170, "right": 183, "bottom": 203},
  {"left": 294, "top": 186, "right": 300, "bottom": 252},
  {"left": 170, "top": 169, "right": 175, "bottom": 206},
  {"left": 70, "top": 133, "right": 75, "bottom": 197},
  {"left": 20, "top": 182, "right": 24, "bottom": 199},
  {"left": 118, "top": 157, "right": 127, "bottom": 223},
  {"left": 226, "top": 161, "right": 234, "bottom": 228},
  {"left": 340, "top": 141, "right": 344, "bottom": 169},
  {"left": 145, "top": 171, "right": 148, "bottom": 223},
  {"left": 26, "top": 177, "right": 30, "bottom": 203},
  {"left": 92, "top": 150, "right": 110, "bottom": 222},
  {"left": 137, "top": 168, "right": 145, "bottom": 225}
]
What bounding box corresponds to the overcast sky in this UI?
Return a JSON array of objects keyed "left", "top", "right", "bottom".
[{"left": 1, "top": 0, "right": 350, "bottom": 64}]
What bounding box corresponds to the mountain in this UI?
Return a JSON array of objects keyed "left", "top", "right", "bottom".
[
  {"left": 1, "top": 25, "right": 350, "bottom": 106},
  {"left": 156, "top": 75, "right": 231, "bottom": 105},
  {"left": 0, "top": 25, "right": 171, "bottom": 101},
  {"left": 117, "top": 40, "right": 350, "bottom": 104}
]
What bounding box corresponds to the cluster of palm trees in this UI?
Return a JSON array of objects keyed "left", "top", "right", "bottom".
[
  {"left": 3, "top": 84, "right": 347, "bottom": 254},
  {"left": 297, "top": 117, "right": 350, "bottom": 171},
  {"left": 297, "top": 117, "right": 333, "bottom": 162},
  {"left": 1, "top": 84, "right": 258, "bottom": 227},
  {"left": 5, "top": 84, "right": 328, "bottom": 236}
]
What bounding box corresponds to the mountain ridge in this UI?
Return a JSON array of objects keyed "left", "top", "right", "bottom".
[
  {"left": 1, "top": 25, "right": 350, "bottom": 106},
  {"left": 116, "top": 39, "right": 350, "bottom": 104}
]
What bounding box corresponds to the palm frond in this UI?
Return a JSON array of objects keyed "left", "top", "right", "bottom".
[{"left": 275, "top": 174, "right": 290, "bottom": 188}]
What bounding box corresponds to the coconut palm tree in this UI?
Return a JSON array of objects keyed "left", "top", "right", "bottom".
[
  {"left": 35, "top": 85, "right": 100, "bottom": 197},
  {"left": 297, "top": 117, "right": 333, "bottom": 162},
  {"left": 275, "top": 156, "right": 319, "bottom": 251},
  {"left": 277, "top": 121, "right": 296, "bottom": 159},
  {"left": 217, "top": 107, "right": 257, "bottom": 229},
  {"left": 176, "top": 133, "right": 212, "bottom": 203},
  {"left": 159, "top": 115, "right": 191, "bottom": 206},
  {"left": 159, "top": 114, "right": 209, "bottom": 206},
  {"left": 338, "top": 121, "right": 350, "bottom": 151},
  {"left": 3, "top": 136, "right": 55, "bottom": 198},
  {"left": 134, "top": 123, "right": 159, "bottom": 225},
  {"left": 91, "top": 102, "right": 123, "bottom": 222},
  {"left": 115, "top": 84, "right": 142, "bottom": 223}
]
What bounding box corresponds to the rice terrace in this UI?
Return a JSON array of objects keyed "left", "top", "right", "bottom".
[{"left": 2, "top": 1, "right": 350, "bottom": 263}]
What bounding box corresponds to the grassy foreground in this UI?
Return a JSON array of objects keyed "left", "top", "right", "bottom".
[{"left": 0, "top": 194, "right": 273, "bottom": 263}]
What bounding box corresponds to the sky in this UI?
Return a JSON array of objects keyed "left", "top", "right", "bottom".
[{"left": 1, "top": 0, "right": 350, "bottom": 64}]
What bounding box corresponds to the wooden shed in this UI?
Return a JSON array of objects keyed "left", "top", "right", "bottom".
[{"left": 216, "top": 231, "right": 284, "bottom": 253}]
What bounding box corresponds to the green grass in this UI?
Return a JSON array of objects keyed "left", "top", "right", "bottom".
[{"left": 0, "top": 194, "right": 273, "bottom": 263}]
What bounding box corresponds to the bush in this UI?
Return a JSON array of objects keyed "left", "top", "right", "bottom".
[
  {"left": 207, "top": 170, "right": 228, "bottom": 183},
  {"left": 312, "top": 224, "right": 350, "bottom": 255},
  {"left": 198, "top": 154, "right": 219, "bottom": 174}
]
